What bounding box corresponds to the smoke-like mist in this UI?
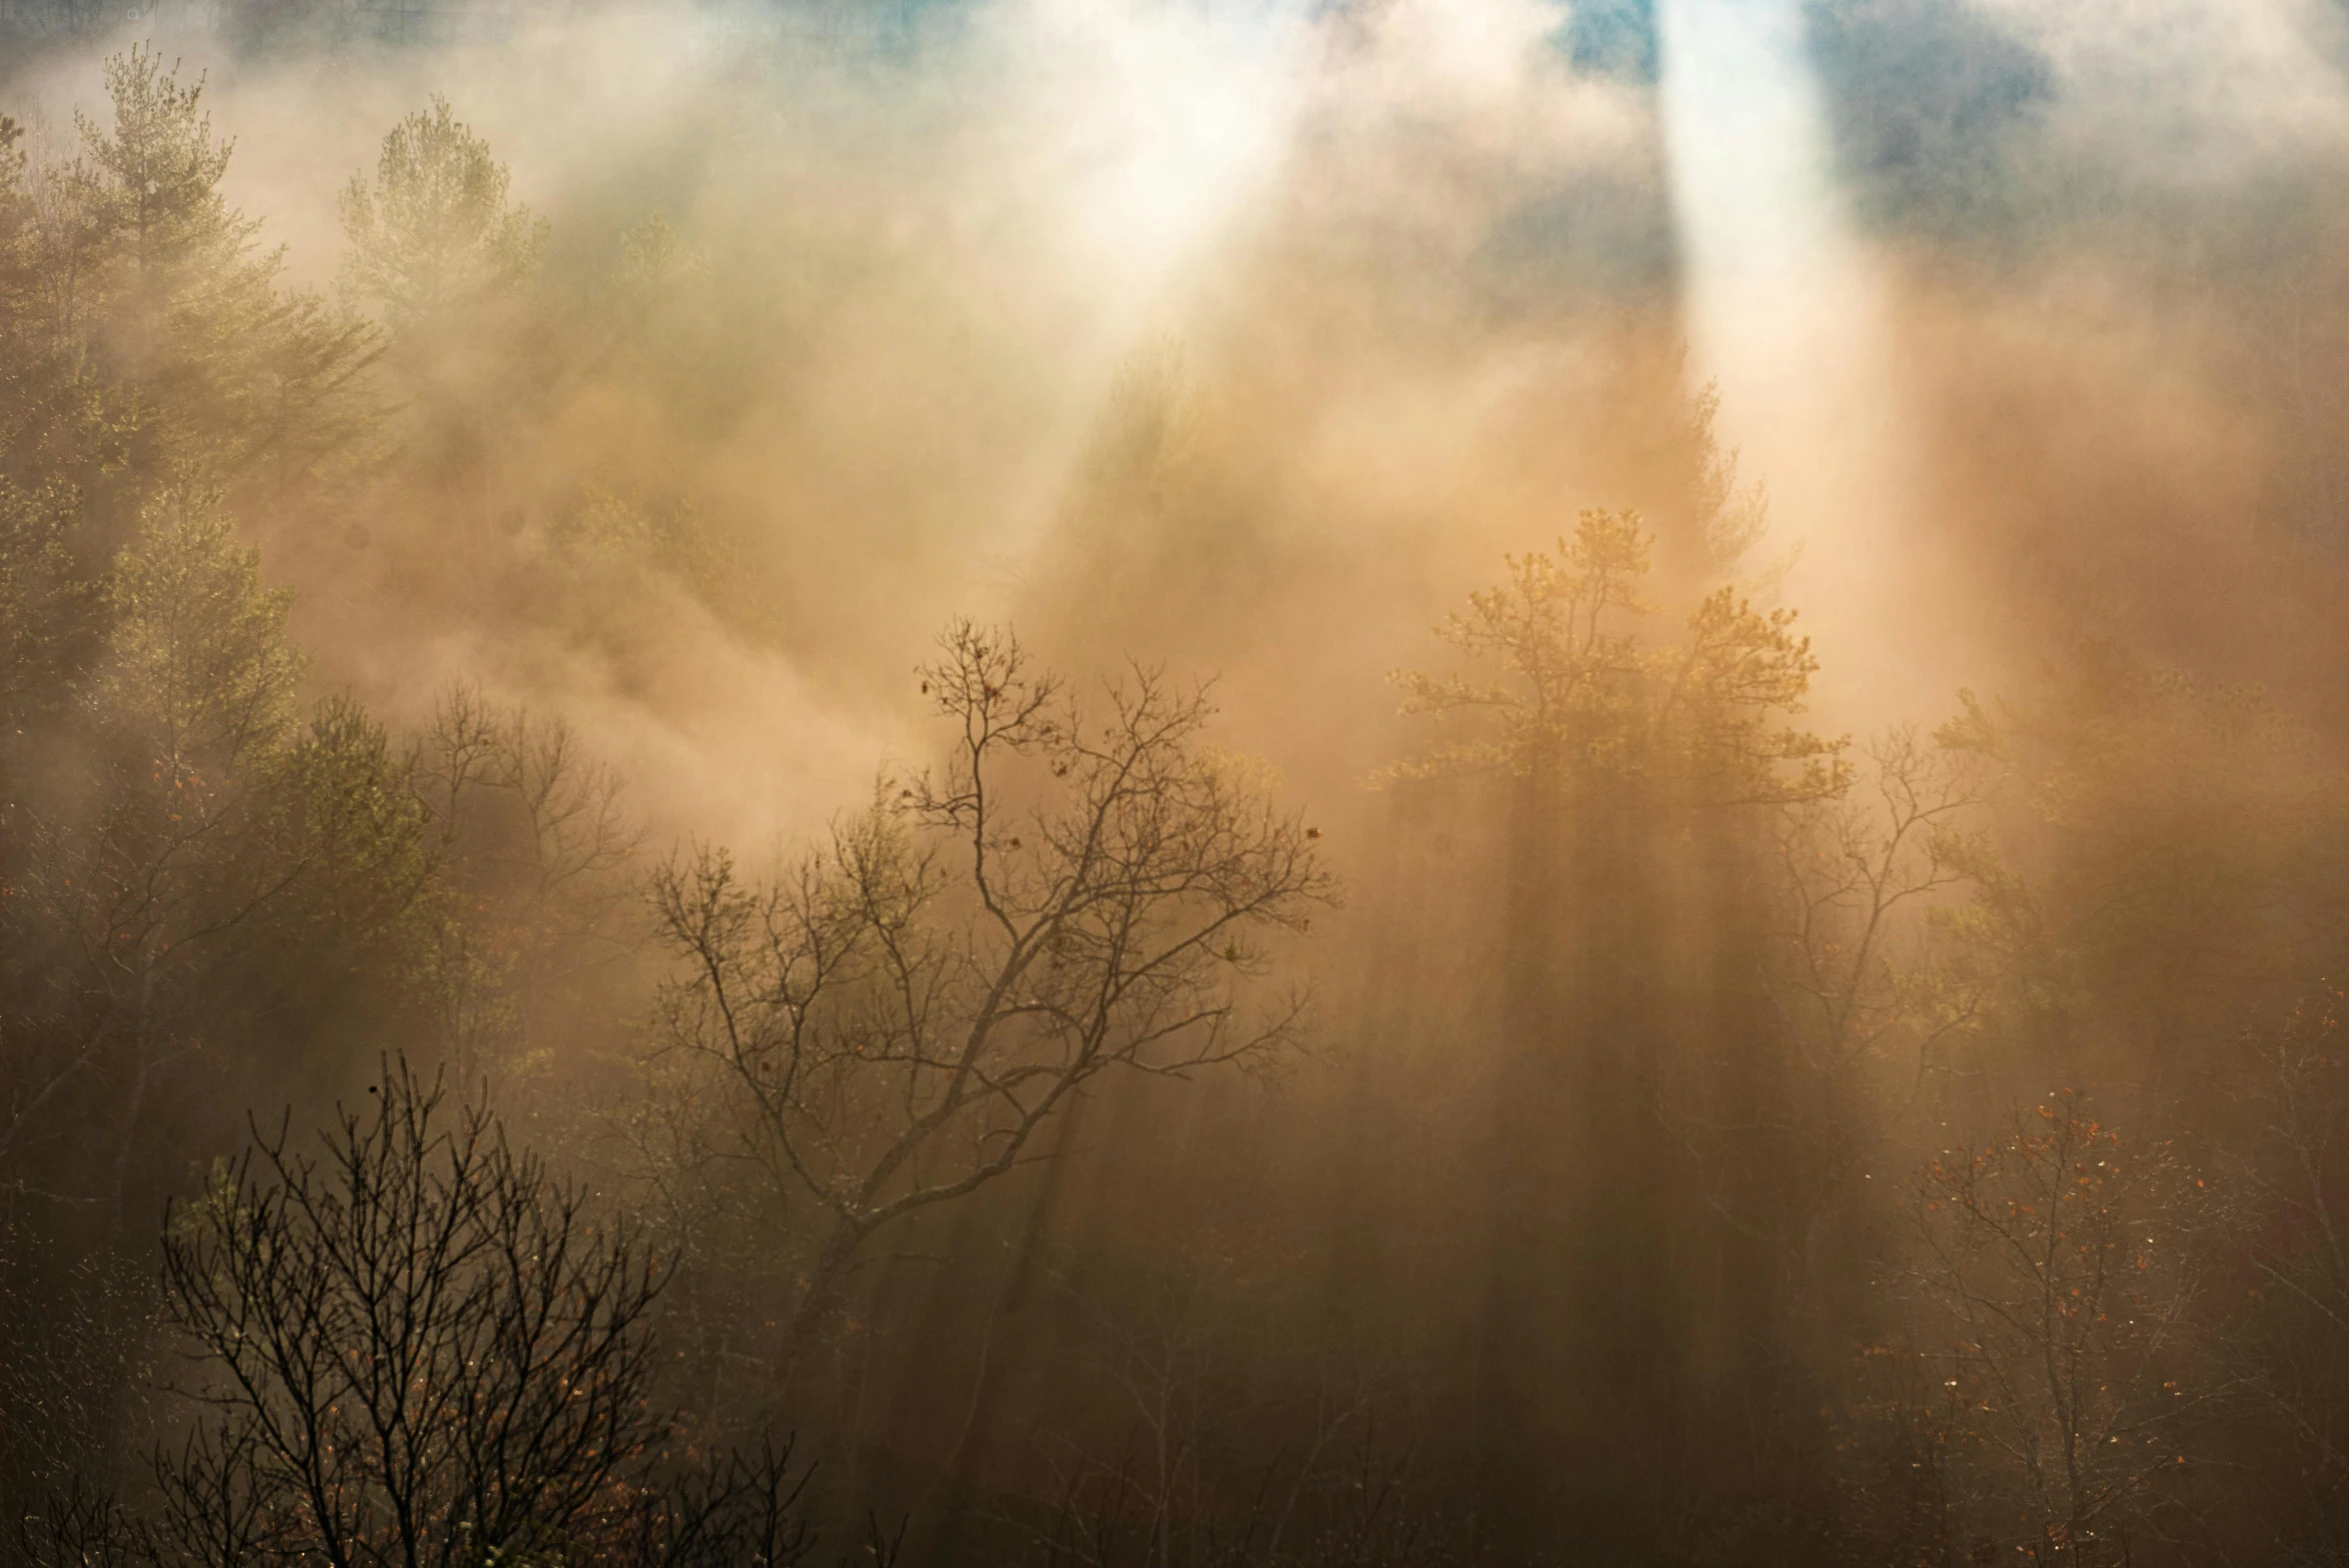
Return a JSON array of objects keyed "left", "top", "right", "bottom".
[
  {"left": 13, "top": 0, "right": 2342, "bottom": 823},
  {"left": 12, "top": 0, "right": 2349, "bottom": 1559}
]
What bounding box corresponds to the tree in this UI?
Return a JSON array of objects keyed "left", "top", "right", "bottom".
[
  {"left": 2201, "top": 991, "right": 2349, "bottom": 1563},
  {"left": 646, "top": 622, "right": 1334, "bottom": 1367},
  {"left": 335, "top": 97, "right": 546, "bottom": 484},
  {"left": 1932, "top": 651, "right": 2349, "bottom": 1090},
  {"left": 0, "top": 495, "right": 304, "bottom": 1186},
  {"left": 1772, "top": 727, "right": 1993, "bottom": 1090},
  {"left": 0, "top": 480, "right": 83, "bottom": 728},
  {"left": 68, "top": 47, "right": 377, "bottom": 500},
  {"left": 414, "top": 684, "right": 641, "bottom": 1090},
  {"left": 1626, "top": 728, "right": 1999, "bottom": 1546},
  {"left": 1391, "top": 507, "right": 1847, "bottom": 806},
  {"left": 1385, "top": 510, "right": 1850, "bottom": 1558},
  {"left": 339, "top": 97, "right": 547, "bottom": 331},
  {"left": 1883, "top": 1095, "right": 2214, "bottom": 1565},
  {"left": 0, "top": 496, "right": 433, "bottom": 1226},
  {"left": 1739, "top": 724, "right": 2003, "bottom": 1264},
  {"left": 21, "top": 1060, "right": 811, "bottom": 1568}
]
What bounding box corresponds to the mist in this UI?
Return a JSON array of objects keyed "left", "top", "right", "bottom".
[{"left": 7, "top": 0, "right": 2349, "bottom": 1562}]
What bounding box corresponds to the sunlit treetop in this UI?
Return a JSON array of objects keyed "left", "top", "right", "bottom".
[
  {"left": 1389, "top": 507, "right": 1849, "bottom": 807},
  {"left": 338, "top": 95, "right": 547, "bottom": 329}
]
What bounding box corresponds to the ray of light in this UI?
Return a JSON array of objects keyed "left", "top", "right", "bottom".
[
  {"left": 1656, "top": 0, "right": 1943, "bottom": 715},
  {"left": 975, "top": 0, "right": 1314, "bottom": 568}
]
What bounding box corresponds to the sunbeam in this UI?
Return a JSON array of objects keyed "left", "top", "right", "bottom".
[
  {"left": 1656, "top": 0, "right": 1941, "bottom": 714},
  {"left": 11, "top": 3, "right": 2349, "bottom": 1561}
]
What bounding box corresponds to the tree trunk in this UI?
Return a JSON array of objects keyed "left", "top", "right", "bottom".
[{"left": 780, "top": 1218, "right": 866, "bottom": 1392}]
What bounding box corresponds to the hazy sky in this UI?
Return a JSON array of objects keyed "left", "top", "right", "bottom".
[{"left": 9, "top": 0, "right": 2347, "bottom": 840}]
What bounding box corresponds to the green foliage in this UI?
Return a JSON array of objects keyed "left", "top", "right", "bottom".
[
  {"left": 68, "top": 47, "right": 377, "bottom": 497},
  {"left": 98, "top": 493, "right": 300, "bottom": 767},
  {"left": 338, "top": 96, "right": 547, "bottom": 328},
  {"left": 0, "top": 479, "right": 86, "bottom": 726},
  {"left": 551, "top": 478, "right": 733, "bottom": 600},
  {"left": 1395, "top": 507, "right": 1653, "bottom": 781},
  {"left": 267, "top": 696, "right": 438, "bottom": 964},
  {"left": 1080, "top": 336, "right": 1199, "bottom": 518},
  {"left": 0, "top": 112, "right": 29, "bottom": 323},
  {"left": 614, "top": 210, "right": 703, "bottom": 303}
]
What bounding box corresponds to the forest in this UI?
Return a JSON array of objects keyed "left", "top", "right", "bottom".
[{"left": 8, "top": 1, "right": 2349, "bottom": 1564}]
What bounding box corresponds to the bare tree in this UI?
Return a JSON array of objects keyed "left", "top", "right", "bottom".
[
  {"left": 39, "top": 1058, "right": 814, "bottom": 1568},
  {"left": 1887, "top": 1095, "right": 2213, "bottom": 1566},
  {"left": 1007, "top": 1241, "right": 1415, "bottom": 1568},
  {"left": 422, "top": 685, "right": 636, "bottom": 930},
  {"left": 1772, "top": 726, "right": 1994, "bottom": 1091},
  {"left": 647, "top": 622, "right": 1335, "bottom": 1360},
  {"left": 2207, "top": 992, "right": 2349, "bottom": 1563},
  {"left": 1672, "top": 727, "right": 1996, "bottom": 1250},
  {"left": 416, "top": 684, "right": 640, "bottom": 1088}
]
